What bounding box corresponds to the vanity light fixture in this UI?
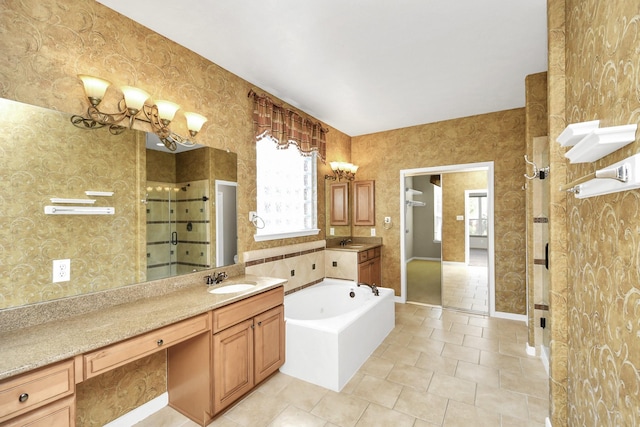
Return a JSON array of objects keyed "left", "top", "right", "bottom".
[
  {"left": 325, "top": 161, "right": 359, "bottom": 181},
  {"left": 71, "top": 74, "right": 207, "bottom": 151}
]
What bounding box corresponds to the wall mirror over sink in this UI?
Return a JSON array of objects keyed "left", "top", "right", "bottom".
[{"left": 0, "top": 97, "right": 238, "bottom": 311}]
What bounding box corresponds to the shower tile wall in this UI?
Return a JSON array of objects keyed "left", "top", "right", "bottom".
[
  {"left": 531, "top": 136, "right": 550, "bottom": 359},
  {"left": 146, "top": 179, "right": 211, "bottom": 280}
]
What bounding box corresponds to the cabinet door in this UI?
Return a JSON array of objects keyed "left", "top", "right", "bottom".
[
  {"left": 254, "top": 305, "right": 285, "bottom": 384},
  {"left": 371, "top": 256, "right": 381, "bottom": 286},
  {"left": 353, "top": 180, "right": 375, "bottom": 226},
  {"left": 212, "top": 319, "right": 254, "bottom": 414},
  {"left": 2, "top": 396, "right": 75, "bottom": 427},
  {"left": 358, "top": 260, "right": 371, "bottom": 285},
  {"left": 330, "top": 182, "right": 349, "bottom": 225}
]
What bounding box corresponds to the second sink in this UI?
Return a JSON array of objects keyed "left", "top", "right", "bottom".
[{"left": 209, "top": 283, "right": 257, "bottom": 294}]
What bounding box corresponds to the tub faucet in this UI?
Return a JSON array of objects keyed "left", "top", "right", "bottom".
[{"left": 357, "top": 282, "right": 379, "bottom": 296}]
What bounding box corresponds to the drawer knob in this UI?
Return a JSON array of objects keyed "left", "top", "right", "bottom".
[
  {"left": 157, "top": 339, "right": 164, "bottom": 346},
  {"left": 19, "top": 393, "right": 29, "bottom": 403}
]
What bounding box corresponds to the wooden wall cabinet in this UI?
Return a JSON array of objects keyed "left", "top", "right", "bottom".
[
  {"left": 353, "top": 180, "right": 375, "bottom": 226},
  {"left": 358, "top": 247, "right": 381, "bottom": 286},
  {"left": 330, "top": 182, "right": 349, "bottom": 225},
  {"left": 211, "top": 288, "right": 285, "bottom": 414}
]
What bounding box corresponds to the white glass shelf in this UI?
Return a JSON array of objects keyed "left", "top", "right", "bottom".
[{"left": 564, "top": 124, "right": 637, "bottom": 164}]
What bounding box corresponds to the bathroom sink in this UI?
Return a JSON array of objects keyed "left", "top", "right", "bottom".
[
  {"left": 209, "top": 283, "right": 257, "bottom": 294},
  {"left": 345, "top": 244, "right": 364, "bottom": 248}
]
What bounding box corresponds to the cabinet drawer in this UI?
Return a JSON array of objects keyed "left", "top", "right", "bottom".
[
  {"left": 213, "top": 287, "right": 283, "bottom": 333},
  {"left": 0, "top": 360, "right": 74, "bottom": 423},
  {"left": 84, "top": 313, "right": 210, "bottom": 379},
  {"left": 2, "top": 395, "right": 75, "bottom": 427},
  {"left": 358, "top": 251, "right": 368, "bottom": 263}
]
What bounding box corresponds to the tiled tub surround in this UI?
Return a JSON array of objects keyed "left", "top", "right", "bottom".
[{"left": 244, "top": 241, "right": 326, "bottom": 294}]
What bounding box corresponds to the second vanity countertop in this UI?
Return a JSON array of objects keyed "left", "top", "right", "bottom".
[
  {"left": 0, "top": 275, "right": 286, "bottom": 381},
  {"left": 325, "top": 243, "right": 381, "bottom": 252}
]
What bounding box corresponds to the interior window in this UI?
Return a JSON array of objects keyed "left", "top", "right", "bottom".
[
  {"left": 468, "top": 194, "right": 488, "bottom": 236},
  {"left": 433, "top": 184, "right": 442, "bottom": 242},
  {"left": 255, "top": 136, "right": 318, "bottom": 241}
]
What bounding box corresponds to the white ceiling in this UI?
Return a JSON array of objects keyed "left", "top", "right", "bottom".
[{"left": 97, "top": 0, "right": 547, "bottom": 137}]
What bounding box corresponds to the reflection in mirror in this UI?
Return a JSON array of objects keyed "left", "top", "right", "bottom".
[{"left": 0, "top": 98, "right": 237, "bottom": 311}]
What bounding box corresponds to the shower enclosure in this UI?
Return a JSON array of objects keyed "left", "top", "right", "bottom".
[{"left": 146, "top": 179, "right": 211, "bottom": 280}]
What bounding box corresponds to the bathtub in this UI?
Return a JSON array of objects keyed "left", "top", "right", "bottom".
[{"left": 279, "top": 278, "right": 395, "bottom": 391}]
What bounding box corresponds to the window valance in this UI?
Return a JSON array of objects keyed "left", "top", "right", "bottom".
[{"left": 249, "top": 90, "right": 327, "bottom": 163}]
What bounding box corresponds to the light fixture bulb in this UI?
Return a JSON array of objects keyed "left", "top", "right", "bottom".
[
  {"left": 155, "top": 100, "right": 180, "bottom": 124},
  {"left": 350, "top": 164, "right": 359, "bottom": 173},
  {"left": 330, "top": 161, "right": 340, "bottom": 171},
  {"left": 121, "top": 86, "right": 150, "bottom": 114},
  {"left": 184, "top": 112, "right": 207, "bottom": 136},
  {"left": 78, "top": 74, "right": 111, "bottom": 106}
]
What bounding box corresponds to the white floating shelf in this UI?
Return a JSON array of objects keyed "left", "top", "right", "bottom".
[
  {"left": 573, "top": 153, "right": 640, "bottom": 199},
  {"left": 556, "top": 120, "right": 599, "bottom": 147},
  {"left": 50, "top": 198, "right": 96, "bottom": 204},
  {"left": 405, "top": 188, "right": 423, "bottom": 195},
  {"left": 565, "top": 124, "right": 637, "bottom": 164},
  {"left": 85, "top": 191, "right": 114, "bottom": 197},
  {"left": 44, "top": 206, "right": 115, "bottom": 215}
]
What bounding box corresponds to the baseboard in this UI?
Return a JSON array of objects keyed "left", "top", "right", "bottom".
[
  {"left": 492, "top": 311, "right": 527, "bottom": 322},
  {"left": 546, "top": 416, "right": 552, "bottom": 427},
  {"left": 104, "top": 392, "right": 168, "bottom": 427},
  {"left": 541, "top": 344, "right": 550, "bottom": 375},
  {"left": 525, "top": 342, "right": 537, "bottom": 356},
  {"left": 407, "top": 256, "right": 441, "bottom": 262}
]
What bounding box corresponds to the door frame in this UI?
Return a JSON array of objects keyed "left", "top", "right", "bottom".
[
  {"left": 215, "top": 180, "right": 238, "bottom": 267},
  {"left": 399, "top": 161, "right": 496, "bottom": 316}
]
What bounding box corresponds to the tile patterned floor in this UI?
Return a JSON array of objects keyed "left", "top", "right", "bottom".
[
  {"left": 135, "top": 304, "right": 548, "bottom": 427},
  {"left": 442, "top": 263, "right": 489, "bottom": 314}
]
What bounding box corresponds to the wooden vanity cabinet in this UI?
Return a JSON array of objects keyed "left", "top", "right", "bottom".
[
  {"left": 212, "top": 288, "right": 285, "bottom": 414},
  {"left": 0, "top": 359, "right": 75, "bottom": 426},
  {"left": 358, "top": 247, "right": 382, "bottom": 286}
]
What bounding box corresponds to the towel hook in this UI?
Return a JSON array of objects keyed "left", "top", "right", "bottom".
[{"left": 524, "top": 155, "right": 550, "bottom": 180}]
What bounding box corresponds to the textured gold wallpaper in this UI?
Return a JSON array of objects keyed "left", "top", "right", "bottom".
[
  {"left": 352, "top": 109, "right": 527, "bottom": 314},
  {"left": 442, "top": 171, "right": 488, "bottom": 263},
  {"left": 563, "top": 1, "right": 640, "bottom": 426}
]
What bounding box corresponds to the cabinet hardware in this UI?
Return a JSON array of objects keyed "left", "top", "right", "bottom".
[
  {"left": 157, "top": 339, "right": 164, "bottom": 346},
  {"left": 257, "top": 321, "right": 262, "bottom": 326},
  {"left": 18, "top": 393, "right": 29, "bottom": 403}
]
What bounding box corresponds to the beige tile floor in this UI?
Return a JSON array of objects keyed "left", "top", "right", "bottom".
[
  {"left": 136, "top": 304, "right": 548, "bottom": 427},
  {"left": 442, "top": 263, "right": 489, "bottom": 314}
]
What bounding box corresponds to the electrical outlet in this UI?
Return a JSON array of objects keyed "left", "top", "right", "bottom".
[
  {"left": 312, "top": 263, "right": 316, "bottom": 270},
  {"left": 290, "top": 269, "right": 295, "bottom": 277},
  {"left": 371, "top": 228, "right": 376, "bottom": 236},
  {"left": 53, "top": 259, "right": 70, "bottom": 283},
  {"left": 330, "top": 227, "right": 335, "bottom": 235}
]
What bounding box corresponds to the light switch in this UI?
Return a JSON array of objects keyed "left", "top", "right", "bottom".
[{"left": 456, "top": 215, "right": 464, "bottom": 221}]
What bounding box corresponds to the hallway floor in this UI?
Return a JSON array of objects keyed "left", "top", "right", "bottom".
[{"left": 136, "top": 304, "right": 548, "bottom": 427}]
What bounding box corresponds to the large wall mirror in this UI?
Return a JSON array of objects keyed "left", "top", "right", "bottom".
[{"left": 0, "top": 98, "right": 237, "bottom": 310}]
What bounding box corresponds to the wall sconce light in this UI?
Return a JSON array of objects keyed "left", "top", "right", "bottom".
[
  {"left": 325, "top": 161, "right": 359, "bottom": 181},
  {"left": 71, "top": 74, "right": 207, "bottom": 151}
]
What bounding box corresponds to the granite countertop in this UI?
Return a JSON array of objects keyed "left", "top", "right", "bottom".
[
  {"left": 325, "top": 242, "right": 382, "bottom": 252},
  {"left": 0, "top": 275, "right": 286, "bottom": 381}
]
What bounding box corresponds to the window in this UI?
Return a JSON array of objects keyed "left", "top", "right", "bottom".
[
  {"left": 433, "top": 184, "right": 442, "bottom": 242},
  {"left": 468, "top": 194, "right": 488, "bottom": 236},
  {"left": 255, "top": 137, "right": 318, "bottom": 241}
]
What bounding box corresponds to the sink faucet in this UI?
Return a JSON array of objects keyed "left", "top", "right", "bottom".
[
  {"left": 340, "top": 238, "right": 352, "bottom": 246},
  {"left": 205, "top": 271, "right": 227, "bottom": 286},
  {"left": 357, "top": 282, "right": 379, "bottom": 296}
]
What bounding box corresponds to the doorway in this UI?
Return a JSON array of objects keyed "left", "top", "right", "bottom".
[
  {"left": 215, "top": 180, "right": 238, "bottom": 267},
  {"left": 400, "top": 162, "right": 495, "bottom": 316}
]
